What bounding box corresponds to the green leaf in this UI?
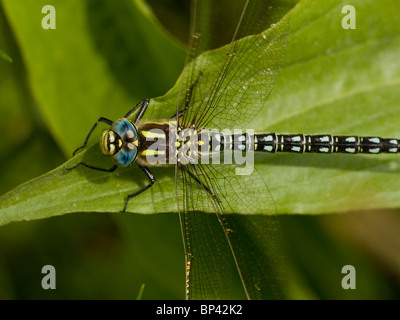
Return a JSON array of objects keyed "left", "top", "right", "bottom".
[
  {"left": 1, "top": 0, "right": 185, "bottom": 155},
  {"left": 1, "top": 0, "right": 400, "bottom": 301},
  {"left": 256, "top": 0, "right": 400, "bottom": 214},
  {"left": 136, "top": 283, "right": 145, "bottom": 300},
  {"left": 0, "top": 48, "right": 11, "bottom": 62},
  {"left": 1, "top": 0, "right": 400, "bottom": 226}
]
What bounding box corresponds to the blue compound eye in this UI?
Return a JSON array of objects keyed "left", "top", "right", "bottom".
[
  {"left": 111, "top": 118, "right": 137, "bottom": 142},
  {"left": 113, "top": 144, "right": 138, "bottom": 167}
]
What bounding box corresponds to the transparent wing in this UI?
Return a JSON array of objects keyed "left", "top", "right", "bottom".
[
  {"left": 185, "top": 0, "right": 291, "bottom": 64},
  {"left": 175, "top": 0, "right": 292, "bottom": 299},
  {"left": 178, "top": 0, "right": 291, "bottom": 131},
  {"left": 177, "top": 162, "right": 286, "bottom": 299}
]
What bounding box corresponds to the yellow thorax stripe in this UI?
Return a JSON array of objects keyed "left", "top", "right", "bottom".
[
  {"left": 141, "top": 149, "right": 165, "bottom": 156},
  {"left": 141, "top": 130, "right": 166, "bottom": 139}
]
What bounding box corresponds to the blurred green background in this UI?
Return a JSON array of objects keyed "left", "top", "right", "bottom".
[{"left": 1, "top": 0, "right": 400, "bottom": 299}]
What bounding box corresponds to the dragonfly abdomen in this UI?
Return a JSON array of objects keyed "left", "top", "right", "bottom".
[{"left": 254, "top": 133, "right": 400, "bottom": 154}]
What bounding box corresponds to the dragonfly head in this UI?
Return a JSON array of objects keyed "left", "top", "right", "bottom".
[{"left": 100, "top": 118, "right": 139, "bottom": 167}]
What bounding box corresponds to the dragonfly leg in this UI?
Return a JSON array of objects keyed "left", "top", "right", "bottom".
[
  {"left": 65, "top": 162, "right": 118, "bottom": 172},
  {"left": 170, "top": 109, "right": 186, "bottom": 119},
  {"left": 185, "top": 72, "right": 203, "bottom": 111},
  {"left": 72, "top": 117, "right": 113, "bottom": 156},
  {"left": 122, "top": 165, "right": 155, "bottom": 212},
  {"left": 124, "top": 99, "right": 150, "bottom": 124},
  {"left": 181, "top": 165, "right": 221, "bottom": 204},
  {"left": 171, "top": 72, "right": 203, "bottom": 119}
]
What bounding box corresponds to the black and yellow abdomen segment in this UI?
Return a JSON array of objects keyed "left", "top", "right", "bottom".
[
  {"left": 134, "top": 120, "right": 400, "bottom": 167},
  {"left": 254, "top": 133, "right": 400, "bottom": 154},
  {"left": 183, "top": 131, "right": 400, "bottom": 156}
]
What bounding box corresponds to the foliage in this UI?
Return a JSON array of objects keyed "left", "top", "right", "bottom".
[{"left": 0, "top": 0, "right": 399, "bottom": 299}]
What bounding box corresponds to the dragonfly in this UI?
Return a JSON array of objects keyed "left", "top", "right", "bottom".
[{"left": 66, "top": 0, "right": 400, "bottom": 299}]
